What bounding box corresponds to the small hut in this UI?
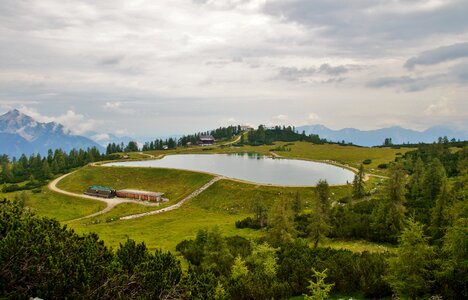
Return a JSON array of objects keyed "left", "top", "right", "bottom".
[
  {"left": 198, "top": 135, "right": 215, "bottom": 146},
  {"left": 85, "top": 186, "right": 116, "bottom": 198}
]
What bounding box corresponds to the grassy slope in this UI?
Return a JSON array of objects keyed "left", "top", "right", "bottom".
[
  {"left": 68, "top": 179, "right": 353, "bottom": 252},
  {"left": 1, "top": 189, "right": 106, "bottom": 222},
  {"left": 56, "top": 165, "right": 213, "bottom": 202}
]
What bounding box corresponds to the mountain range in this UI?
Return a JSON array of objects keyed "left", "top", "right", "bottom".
[
  {"left": 297, "top": 124, "right": 468, "bottom": 147},
  {"left": 0, "top": 109, "right": 103, "bottom": 158}
]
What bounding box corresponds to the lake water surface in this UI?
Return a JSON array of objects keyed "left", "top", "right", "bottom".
[{"left": 105, "top": 153, "right": 355, "bottom": 186}]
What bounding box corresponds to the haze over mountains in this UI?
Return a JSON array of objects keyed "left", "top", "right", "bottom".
[
  {"left": 0, "top": 109, "right": 103, "bottom": 158},
  {"left": 1, "top": 109, "right": 467, "bottom": 158},
  {"left": 297, "top": 124, "right": 468, "bottom": 147}
]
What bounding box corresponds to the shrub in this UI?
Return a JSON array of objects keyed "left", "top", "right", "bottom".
[
  {"left": 235, "top": 216, "right": 263, "bottom": 229},
  {"left": 377, "top": 163, "right": 388, "bottom": 169},
  {"left": 363, "top": 159, "right": 372, "bottom": 165}
]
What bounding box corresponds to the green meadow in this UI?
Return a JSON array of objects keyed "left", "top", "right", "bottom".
[
  {"left": 1, "top": 189, "right": 106, "bottom": 222},
  {"left": 66, "top": 178, "right": 353, "bottom": 251}
]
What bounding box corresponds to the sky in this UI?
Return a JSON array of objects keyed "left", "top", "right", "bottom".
[{"left": 0, "top": 0, "right": 467, "bottom": 138}]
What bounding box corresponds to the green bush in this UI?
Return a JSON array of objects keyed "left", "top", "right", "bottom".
[{"left": 362, "top": 159, "right": 372, "bottom": 165}]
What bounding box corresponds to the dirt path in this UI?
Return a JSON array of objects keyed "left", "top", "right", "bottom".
[
  {"left": 120, "top": 176, "right": 223, "bottom": 220},
  {"left": 138, "top": 152, "right": 156, "bottom": 159},
  {"left": 48, "top": 172, "right": 161, "bottom": 221},
  {"left": 221, "top": 134, "right": 242, "bottom": 146}
]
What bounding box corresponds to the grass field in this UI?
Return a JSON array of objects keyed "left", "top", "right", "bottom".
[
  {"left": 56, "top": 165, "right": 213, "bottom": 202},
  {"left": 1, "top": 189, "right": 106, "bottom": 221},
  {"left": 65, "top": 178, "right": 384, "bottom": 253},
  {"left": 71, "top": 202, "right": 166, "bottom": 224}
]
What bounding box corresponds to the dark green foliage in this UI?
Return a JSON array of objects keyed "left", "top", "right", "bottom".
[
  {"left": 384, "top": 219, "right": 435, "bottom": 299},
  {"left": 378, "top": 163, "right": 388, "bottom": 169},
  {"left": 0, "top": 147, "right": 114, "bottom": 186},
  {"left": 267, "top": 197, "right": 296, "bottom": 246},
  {"left": 177, "top": 267, "right": 220, "bottom": 299},
  {"left": 352, "top": 164, "right": 365, "bottom": 199},
  {"left": 277, "top": 240, "right": 391, "bottom": 298},
  {"left": 329, "top": 200, "right": 376, "bottom": 240},
  {"left": 141, "top": 125, "right": 243, "bottom": 150},
  {"left": 235, "top": 200, "right": 268, "bottom": 229},
  {"left": 362, "top": 159, "right": 372, "bottom": 165},
  {"left": 0, "top": 200, "right": 182, "bottom": 299},
  {"left": 124, "top": 141, "right": 139, "bottom": 152},
  {"left": 370, "top": 165, "right": 407, "bottom": 243},
  {"left": 402, "top": 143, "right": 461, "bottom": 177},
  {"left": 0, "top": 200, "right": 114, "bottom": 299},
  {"left": 235, "top": 216, "right": 263, "bottom": 229},
  {"left": 247, "top": 125, "right": 326, "bottom": 146}
]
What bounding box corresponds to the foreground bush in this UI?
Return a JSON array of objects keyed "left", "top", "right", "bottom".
[{"left": 0, "top": 200, "right": 181, "bottom": 299}]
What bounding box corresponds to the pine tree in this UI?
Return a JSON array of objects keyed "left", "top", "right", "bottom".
[
  {"left": 384, "top": 218, "right": 434, "bottom": 299},
  {"left": 352, "top": 164, "right": 365, "bottom": 199},
  {"left": 267, "top": 197, "right": 296, "bottom": 246},
  {"left": 303, "top": 268, "right": 334, "bottom": 300},
  {"left": 309, "top": 180, "right": 331, "bottom": 248}
]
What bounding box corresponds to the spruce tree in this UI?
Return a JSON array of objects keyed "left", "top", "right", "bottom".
[
  {"left": 352, "top": 164, "right": 365, "bottom": 199},
  {"left": 384, "top": 219, "right": 434, "bottom": 299}
]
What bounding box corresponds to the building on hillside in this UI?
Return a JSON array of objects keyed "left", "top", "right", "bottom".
[
  {"left": 198, "top": 135, "right": 215, "bottom": 146},
  {"left": 240, "top": 125, "right": 254, "bottom": 131},
  {"left": 116, "top": 189, "right": 164, "bottom": 202},
  {"left": 85, "top": 186, "right": 116, "bottom": 198}
]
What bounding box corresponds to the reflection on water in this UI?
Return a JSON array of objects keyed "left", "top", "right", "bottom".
[{"left": 105, "top": 154, "right": 355, "bottom": 186}]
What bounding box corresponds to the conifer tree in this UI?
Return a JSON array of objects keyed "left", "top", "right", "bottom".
[
  {"left": 384, "top": 219, "right": 434, "bottom": 299},
  {"left": 352, "top": 164, "right": 365, "bottom": 199}
]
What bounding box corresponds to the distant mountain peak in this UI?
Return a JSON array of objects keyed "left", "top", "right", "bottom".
[
  {"left": 297, "top": 124, "right": 468, "bottom": 146},
  {"left": 0, "top": 109, "right": 103, "bottom": 158}
]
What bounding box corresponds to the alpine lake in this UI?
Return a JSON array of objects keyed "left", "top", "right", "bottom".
[{"left": 104, "top": 153, "right": 355, "bottom": 186}]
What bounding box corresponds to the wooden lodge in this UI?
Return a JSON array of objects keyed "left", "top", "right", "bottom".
[
  {"left": 116, "top": 189, "right": 164, "bottom": 202},
  {"left": 85, "top": 186, "right": 116, "bottom": 198},
  {"left": 198, "top": 135, "right": 215, "bottom": 146}
]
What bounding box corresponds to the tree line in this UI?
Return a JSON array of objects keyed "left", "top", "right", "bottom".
[
  {"left": 243, "top": 125, "right": 327, "bottom": 146},
  {"left": 0, "top": 147, "right": 117, "bottom": 191},
  {"left": 106, "top": 125, "right": 244, "bottom": 154}
]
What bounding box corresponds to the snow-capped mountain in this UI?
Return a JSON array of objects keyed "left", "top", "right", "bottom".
[
  {"left": 0, "top": 109, "right": 104, "bottom": 158},
  {"left": 297, "top": 124, "right": 468, "bottom": 147}
]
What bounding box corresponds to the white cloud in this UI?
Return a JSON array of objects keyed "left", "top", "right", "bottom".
[
  {"left": 91, "top": 133, "right": 110, "bottom": 142},
  {"left": 307, "top": 112, "right": 320, "bottom": 122},
  {"left": 115, "top": 128, "right": 131, "bottom": 136},
  {"left": 273, "top": 114, "right": 288, "bottom": 121},
  {"left": 424, "top": 96, "right": 456, "bottom": 116},
  {"left": 104, "top": 101, "right": 122, "bottom": 110},
  {"left": 18, "top": 106, "right": 97, "bottom": 135}
]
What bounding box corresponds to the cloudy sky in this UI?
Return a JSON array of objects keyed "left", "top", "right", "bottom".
[{"left": 1, "top": 0, "right": 467, "bottom": 138}]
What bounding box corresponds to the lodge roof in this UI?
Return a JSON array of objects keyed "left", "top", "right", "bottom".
[
  {"left": 88, "top": 185, "right": 115, "bottom": 191},
  {"left": 199, "top": 135, "right": 215, "bottom": 141}
]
